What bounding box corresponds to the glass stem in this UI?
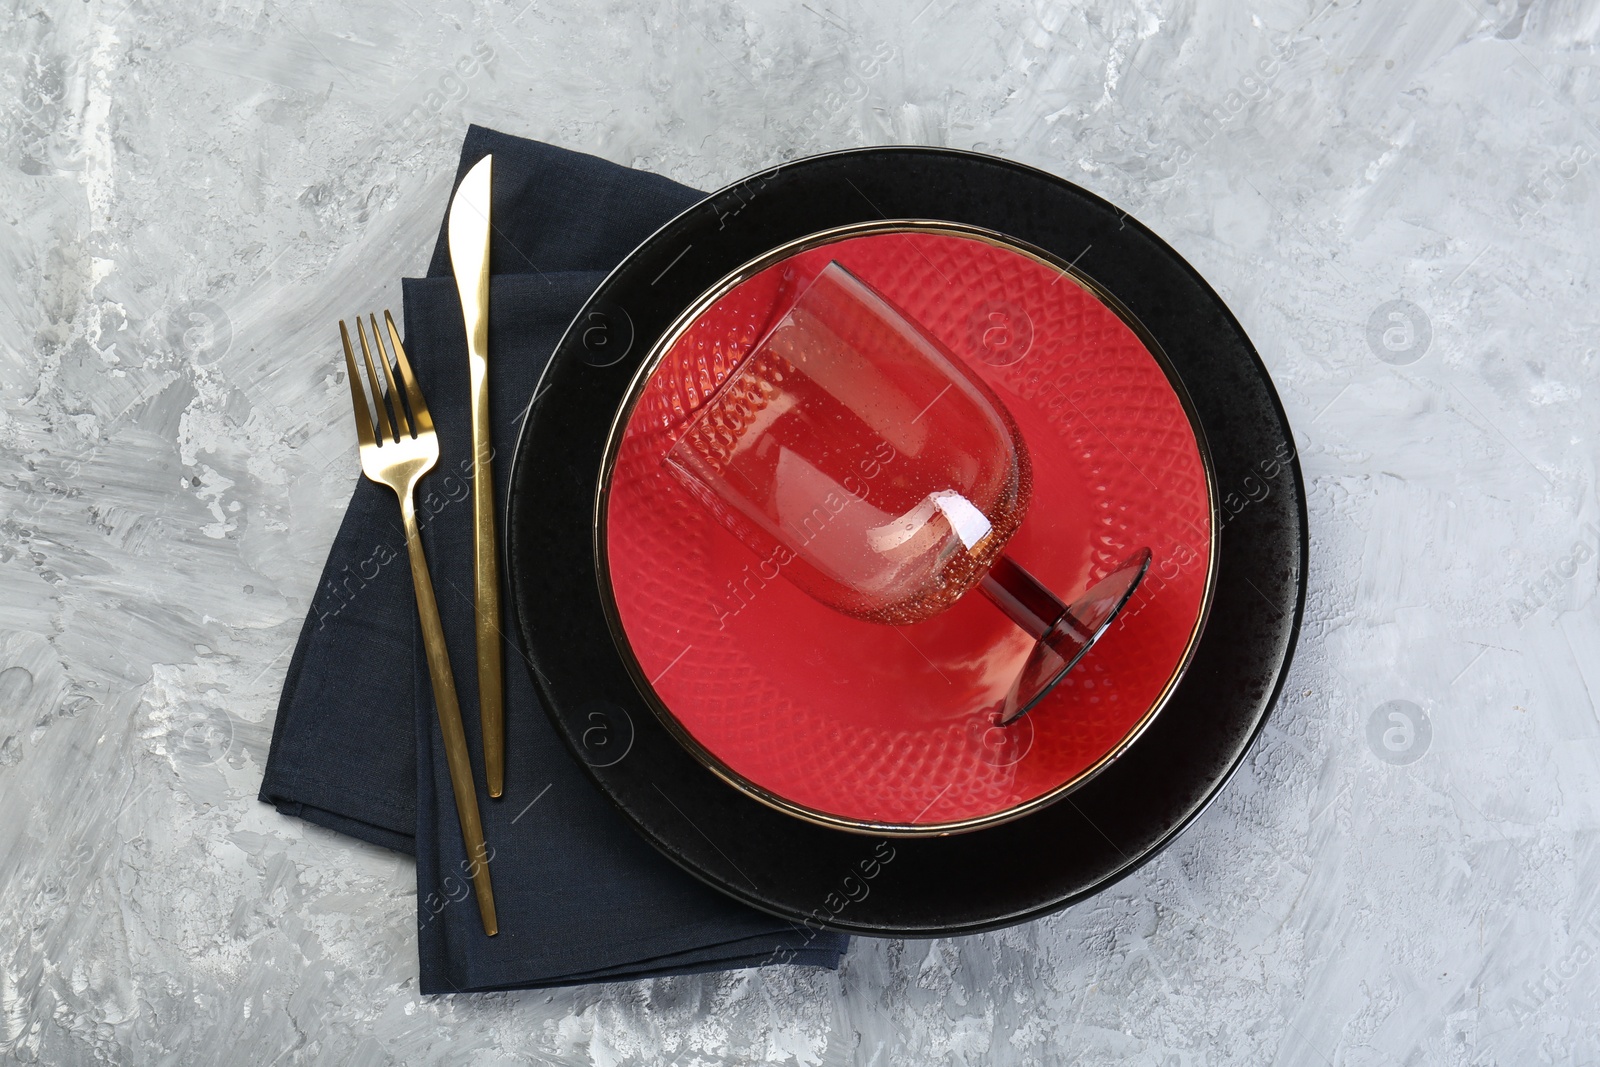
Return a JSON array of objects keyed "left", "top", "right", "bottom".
[{"left": 979, "top": 554, "right": 1067, "bottom": 641}]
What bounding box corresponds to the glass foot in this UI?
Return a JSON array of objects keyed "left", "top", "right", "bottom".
[{"left": 996, "top": 548, "right": 1152, "bottom": 725}]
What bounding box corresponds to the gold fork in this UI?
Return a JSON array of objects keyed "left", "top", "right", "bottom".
[{"left": 340, "top": 311, "right": 497, "bottom": 937}]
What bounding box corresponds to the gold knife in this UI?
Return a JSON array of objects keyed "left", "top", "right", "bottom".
[{"left": 447, "top": 154, "right": 505, "bottom": 798}]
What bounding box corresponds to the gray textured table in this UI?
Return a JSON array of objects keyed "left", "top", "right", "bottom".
[{"left": 3, "top": 1, "right": 1597, "bottom": 1063}]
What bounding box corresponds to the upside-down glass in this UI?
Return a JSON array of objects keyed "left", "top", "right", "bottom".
[{"left": 665, "top": 262, "right": 1150, "bottom": 723}]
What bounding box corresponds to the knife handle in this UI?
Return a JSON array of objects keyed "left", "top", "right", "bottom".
[{"left": 469, "top": 359, "right": 505, "bottom": 798}]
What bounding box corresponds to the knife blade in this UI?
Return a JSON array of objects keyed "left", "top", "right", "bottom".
[{"left": 447, "top": 153, "right": 505, "bottom": 798}]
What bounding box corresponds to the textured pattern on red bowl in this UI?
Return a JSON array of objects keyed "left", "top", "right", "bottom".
[{"left": 603, "top": 231, "right": 1212, "bottom": 828}]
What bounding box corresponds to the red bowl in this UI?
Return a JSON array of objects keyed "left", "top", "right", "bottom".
[{"left": 601, "top": 225, "right": 1216, "bottom": 833}]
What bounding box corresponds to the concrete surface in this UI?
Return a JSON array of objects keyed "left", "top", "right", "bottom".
[{"left": 3, "top": 0, "right": 1600, "bottom": 1063}]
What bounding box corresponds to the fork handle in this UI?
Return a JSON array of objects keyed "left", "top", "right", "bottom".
[{"left": 401, "top": 492, "right": 498, "bottom": 937}]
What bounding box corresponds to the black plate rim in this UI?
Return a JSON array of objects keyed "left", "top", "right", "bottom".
[{"left": 505, "top": 145, "right": 1309, "bottom": 936}]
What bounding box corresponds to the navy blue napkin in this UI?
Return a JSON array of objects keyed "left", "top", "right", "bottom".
[{"left": 260, "top": 126, "right": 849, "bottom": 991}]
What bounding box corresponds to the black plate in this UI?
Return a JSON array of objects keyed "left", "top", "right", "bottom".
[{"left": 506, "top": 147, "right": 1306, "bottom": 935}]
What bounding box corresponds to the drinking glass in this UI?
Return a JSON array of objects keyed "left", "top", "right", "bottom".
[{"left": 665, "top": 262, "right": 1149, "bottom": 723}]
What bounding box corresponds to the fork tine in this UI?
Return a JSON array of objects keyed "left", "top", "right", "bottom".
[
  {"left": 340, "top": 320, "right": 377, "bottom": 449},
  {"left": 384, "top": 310, "right": 434, "bottom": 435},
  {"left": 355, "top": 316, "right": 397, "bottom": 443},
  {"left": 369, "top": 313, "right": 411, "bottom": 439}
]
